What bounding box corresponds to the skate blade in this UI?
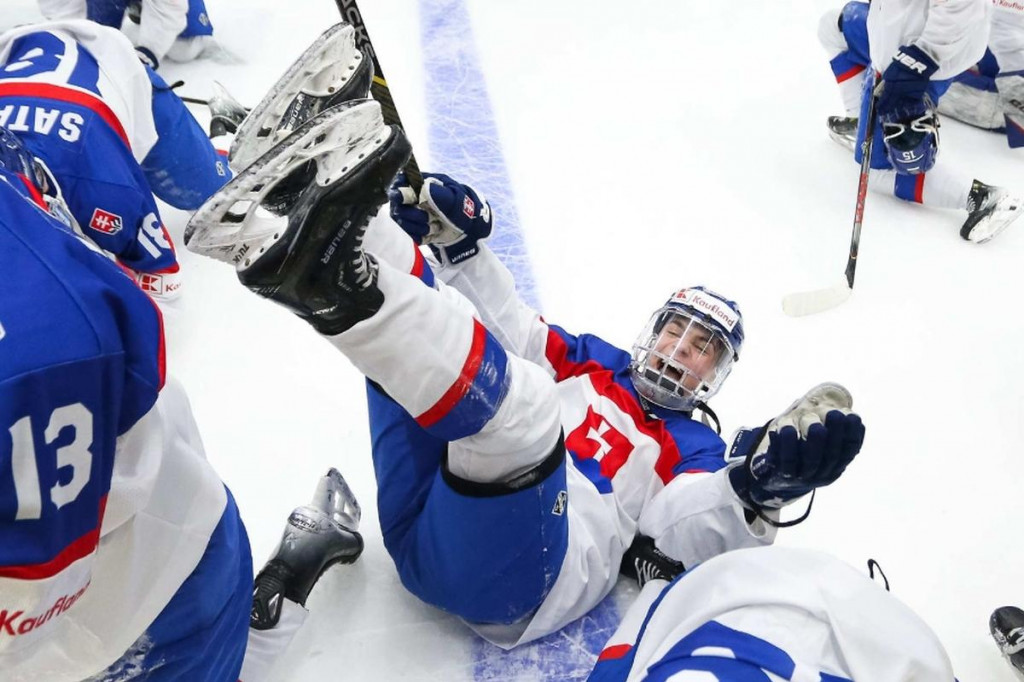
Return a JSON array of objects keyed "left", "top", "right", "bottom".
[
  {"left": 782, "top": 279, "right": 852, "bottom": 316},
  {"left": 827, "top": 129, "right": 856, "bottom": 152},
  {"left": 231, "top": 23, "right": 365, "bottom": 169},
  {"left": 313, "top": 468, "right": 362, "bottom": 531},
  {"left": 186, "top": 99, "right": 391, "bottom": 267},
  {"left": 969, "top": 194, "right": 1022, "bottom": 244}
]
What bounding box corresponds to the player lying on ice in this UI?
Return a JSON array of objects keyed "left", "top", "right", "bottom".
[
  {"left": 185, "top": 42, "right": 866, "bottom": 649},
  {"left": 818, "top": 0, "right": 1023, "bottom": 243},
  {"left": 0, "top": 63, "right": 368, "bottom": 682},
  {"left": 0, "top": 19, "right": 239, "bottom": 300}
]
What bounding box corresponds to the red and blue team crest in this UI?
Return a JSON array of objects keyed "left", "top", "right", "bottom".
[
  {"left": 462, "top": 195, "right": 476, "bottom": 218},
  {"left": 89, "top": 207, "right": 123, "bottom": 235}
]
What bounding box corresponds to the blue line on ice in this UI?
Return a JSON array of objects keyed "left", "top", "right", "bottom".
[
  {"left": 418, "top": 1, "right": 618, "bottom": 678},
  {"left": 419, "top": 0, "right": 541, "bottom": 312}
]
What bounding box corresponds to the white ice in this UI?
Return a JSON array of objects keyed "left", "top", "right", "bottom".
[{"left": 5, "top": 0, "right": 1023, "bottom": 680}]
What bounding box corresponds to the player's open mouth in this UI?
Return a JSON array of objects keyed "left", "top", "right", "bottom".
[{"left": 652, "top": 358, "right": 685, "bottom": 383}]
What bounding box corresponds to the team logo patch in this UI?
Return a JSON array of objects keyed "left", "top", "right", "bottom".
[
  {"left": 462, "top": 195, "right": 476, "bottom": 218},
  {"left": 552, "top": 490, "right": 567, "bottom": 516},
  {"left": 89, "top": 208, "right": 123, "bottom": 235}
]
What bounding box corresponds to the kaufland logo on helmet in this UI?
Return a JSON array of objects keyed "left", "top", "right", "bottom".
[
  {"left": 673, "top": 289, "right": 739, "bottom": 331},
  {"left": 463, "top": 195, "right": 476, "bottom": 218},
  {"left": 89, "top": 208, "right": 123, "bottom": 235}
]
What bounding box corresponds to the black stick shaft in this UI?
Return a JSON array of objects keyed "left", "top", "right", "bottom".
[
  {"left": 845, "top": 74, "right": 880, "bottom": 289},
  {"left": 334, "top": 0, "right": 423, "bottom": 191}
]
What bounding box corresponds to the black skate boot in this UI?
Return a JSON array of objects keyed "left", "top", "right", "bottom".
[
  {"left": 207, "top": 82, "right": 249, "bottom": 139},
  {"left": 961, "top": 179, "right": 1023, "bottom": 243},
  {"left": 619, "top": 535, "right": 685, "bottom": 589},
  {"left": 827, "top": 115, "right": 858, "bottom": 151},
  {"left": 991, "top": 606, "right": 1024, "bottom": 680},
  {"left": 185, "top": 98, "right": 413, "bottom": 330},
  {"left": 231, "top": 23, "right": 374, "bottom": 171},
  {"left": 236, "top": 102, "right": 411, "bottom": 334},
  {"left": 251, "top": 468, "right": 364, "bottom": 630}
]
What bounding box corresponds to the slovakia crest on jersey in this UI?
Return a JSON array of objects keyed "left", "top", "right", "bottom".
[{"left": 89, "top": 208, "right": 123, "bottom": 235}]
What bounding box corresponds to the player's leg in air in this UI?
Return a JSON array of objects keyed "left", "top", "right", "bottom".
[{"left": 185, "top": 94, "right": 571, "bottom": 634}]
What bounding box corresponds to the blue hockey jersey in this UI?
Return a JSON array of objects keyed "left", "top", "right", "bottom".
[
  {"left": 0, "top": 166, "right": 231, "bottom": 679},
  {"left": 0, "top": 21, "right": 231, "bottom": 298}
]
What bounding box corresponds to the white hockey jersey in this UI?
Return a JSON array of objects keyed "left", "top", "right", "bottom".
[
  {"left": 591, "top": 546, "right": 955, "bottom": 681},
  {"left": 432, "top": 245, "right": 777, "bottom": 647},
  {"left": 868, "top": 0, "right": 992, "bottom": 79}
]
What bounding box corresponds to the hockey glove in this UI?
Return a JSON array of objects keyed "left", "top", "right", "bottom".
[
  {"left": 727, "top": 383, "right": 864, "bottom": 514},
  {"left": 389, "top": 172, "right": 493, "bottom": 265},
  {"left": 876, "top": 45, "right": 939, "bottom": 122}
]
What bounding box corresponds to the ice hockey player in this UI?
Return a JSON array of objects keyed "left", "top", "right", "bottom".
[
  {"left": 938, "top": 3, "right": 1024, "bottom": 148},
  {"left": 0, "top": 20, "right": 234, "bottom": 300},
  {"left": 818, "top": 0, "right": 1022, "bottom": 243},
  {"left": 991, "top": 605, "right": 1024, "bottom": 680},
  {"left": 37, "top": 0, "right": 215, "bottom": 69},
  {"left": 0, "top": 128, "right": 365, "bottom": 680},
  {"left": 589, "top": 545, "right": 957, "bottom": 681},
  {"left": 185, "top": 89, "right": 866, "bottom": 648}
]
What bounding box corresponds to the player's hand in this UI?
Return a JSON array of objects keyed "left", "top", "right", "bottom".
[
  {"left": 875, "top": 44, "right": 938, "bottom": 121},
  {"left": 389, "top": 172, "right": 493, "bottom": 265},
  {"left": 727, "top": 383, "right": 864, "bottom": 509}
]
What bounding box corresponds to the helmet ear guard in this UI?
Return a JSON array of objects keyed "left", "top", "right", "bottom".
[{"left": 630, "top": 287, "right": 744, "bottom": 412}]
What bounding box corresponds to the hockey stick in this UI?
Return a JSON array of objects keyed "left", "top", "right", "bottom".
[
  {"left": 782, "top": 76, "right": 880, "bottom": 317},
  {"left": 333, "top": 0, "right": 423, "bottom": 191}
]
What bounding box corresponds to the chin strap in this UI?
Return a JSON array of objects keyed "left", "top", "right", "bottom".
[{"left": 694, "top": 401, "right": 721, "bottom": 435}]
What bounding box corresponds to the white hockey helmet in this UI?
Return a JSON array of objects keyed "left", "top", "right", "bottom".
[{"left": 629, "top": 286, "right": 744, "bottom": 412}]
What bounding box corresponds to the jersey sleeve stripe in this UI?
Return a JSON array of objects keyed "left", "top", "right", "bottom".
[
  {"left": 0, "top": 82, "right": 130, "bottom": 149},
  {"left": 416, "top": 318, "right": 488, "bottom": 429}
]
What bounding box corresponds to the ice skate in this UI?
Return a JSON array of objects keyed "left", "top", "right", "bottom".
[
  {"left": 230, "top": 22, "right": 373, "bottom": 170},
  {"left": 186, "top": 97, "right": 412, "bottom": 333},
  {"left": 960, "top": 180, "right": 1023, "bottom": 244},
  {"left": 826, "top": 115, "right": 858, "bottom": 151},
  {"left": 620, "top": 535, "right": 685, "bottom": 588},
  {"left": 991, "top": 606, "right": 1024, "bottom": 680},
  {"left": 251, "top": 468, "right": 364, "bottom": 630},
  {"left": 207, "top": 81, "right": 249, "bottom": 138}
]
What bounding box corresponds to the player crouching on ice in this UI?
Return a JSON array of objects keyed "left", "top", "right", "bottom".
[
  {"left": 186, "top": 92, "right": 865, "bottom": 648},
  {"left": 818, "top": 0, "right": 1023, "bottom": 243}
]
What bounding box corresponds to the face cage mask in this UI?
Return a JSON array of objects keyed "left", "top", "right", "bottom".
[{"left": 629, "top": 310, "right": 736, "bottom": 412}]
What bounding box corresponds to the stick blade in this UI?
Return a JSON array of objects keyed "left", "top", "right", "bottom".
[{"left": 782, "top": 280, "right": 853, "bottom": 317}]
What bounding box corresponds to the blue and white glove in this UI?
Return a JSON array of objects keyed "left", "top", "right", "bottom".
[
  {"left": 728, "top": 383, "right": 864, "bottom": 516},
  {"left": 389, "top": 172, "right": 493, "bottom": 265},
  {"left": 876, "top": 45, "right": 939, "bottom": 122}
]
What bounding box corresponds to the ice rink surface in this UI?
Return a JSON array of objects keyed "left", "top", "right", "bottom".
[{"left": 6, "top": 0, "right": 1024, "bottom": 679}]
